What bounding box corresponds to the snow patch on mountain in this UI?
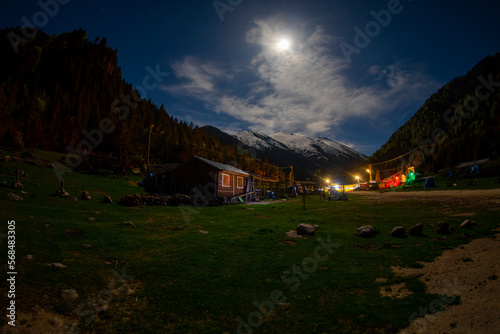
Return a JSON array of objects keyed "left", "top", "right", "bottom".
[
  {"left": 229, "top": 130, "right": 367, "bottom": 162},
  {"left": 232, "top": 131, "right": 288, "bottom": 151}
]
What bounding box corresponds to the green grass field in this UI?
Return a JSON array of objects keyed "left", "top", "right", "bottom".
[{"left": 1, "top": 157, "right": 499, "bottom": 333}]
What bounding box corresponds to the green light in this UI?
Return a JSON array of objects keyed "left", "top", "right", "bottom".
[{"left": 409, "top": 172, "right": 415, "bottom": 182}]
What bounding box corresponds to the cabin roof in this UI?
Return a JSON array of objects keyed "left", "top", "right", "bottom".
[{"left": 192, "top": 156, "right": 251, "bottom": 176}]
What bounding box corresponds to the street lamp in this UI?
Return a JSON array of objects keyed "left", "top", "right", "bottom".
[
  {"left": 355, "top": 176, "right": 360, "bottom": 184},
  {"left": 366, "top": 169, "right": 372, "bottom": 182}
]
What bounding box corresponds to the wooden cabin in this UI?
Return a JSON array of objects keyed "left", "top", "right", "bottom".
[{"left": 176, "top": 156, "right": 252, "bottom": 200}]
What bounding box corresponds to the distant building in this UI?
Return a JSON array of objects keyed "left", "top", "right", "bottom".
[{"left": 147, "top": 156, "right": 254, "bottom": 202}]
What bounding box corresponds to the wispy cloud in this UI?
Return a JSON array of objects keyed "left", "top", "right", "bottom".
[{"left": 163, "top": 15, "right": 441, "bottom": 139}]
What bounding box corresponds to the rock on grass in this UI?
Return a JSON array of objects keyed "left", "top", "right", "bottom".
[
  {"left": 409, "top": 223, "right": 424, "bottom": 236},
  {"left": 391, "top": 226, "right": 406, "bottom": 238},
  {"left": 436, "top": 221, "right": 451, "bottom": 234},
  {"left": 123, "top": 221, "right": 136, "bottom": 228},
  {"left": 297, "top": 223, "right": 316, "bottom": 236},
  {"left": 7, "top": 193, "right": 23, "bottom": 201},
  {"left": 355, "top": 225, "right": 377, "bottom": 238}
]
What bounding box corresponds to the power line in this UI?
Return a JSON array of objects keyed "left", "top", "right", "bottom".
[{"left": 368, "top": 144, "right": 434, "bottom": 167}]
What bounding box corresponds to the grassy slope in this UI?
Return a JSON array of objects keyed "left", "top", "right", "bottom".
[{"left": 0, "top": 159, "right": 499, "bottom": 333}]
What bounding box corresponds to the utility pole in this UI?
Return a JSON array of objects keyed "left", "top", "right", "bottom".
[{"left": 147, "top": 124, "right": 154, "bottom": 168}]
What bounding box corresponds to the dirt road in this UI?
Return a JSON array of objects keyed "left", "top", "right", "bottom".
[
  {"left": 395, "top": 230, "right": 500, "bottom": 334},
  {"left": 354, "top": 188, "right": 500, "bottom": 333},
  {"left": 352, "top": 188, "right": 500, "bottom": 206}
]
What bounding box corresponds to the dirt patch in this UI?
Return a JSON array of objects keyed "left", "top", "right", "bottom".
[
  {"left": 354, "top": 188, "right": 500, "bottom": 207},
  {"left": 279, "top": 240, "right": 298, "bottom": 246},
  {"left": 246, "top": 199, "right": 289, "bottom": 205},
  {"left": 395, "top": 228, "right": 500, "bottom": 334},
  {"left": 448, "top": 212, "right": 477, "bottom": 217},
  {"left": 285, "top": 230, "right": 308, "bottom": 239},
  {"left": 376, "top": 277, "right": 388, "bottom": 283},
  {"left": 385, "top": 243, "right": 403, "bottom": 249},
  {"left": 1, "top": 306, "right": 73, "bottom": 334},
  {"left": 253, "top": 214, "right": 269, "bottom": 218},
  {"left": 380, "top": 282, "right": 413, "bottom": 299},
  {"left": 65, "top": 229, "right": 85, "bottom": 237},
  {"left": 355, "top": 244, "right": 378, "bottom": 251}
]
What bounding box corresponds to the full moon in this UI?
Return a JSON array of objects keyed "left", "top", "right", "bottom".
[{"left": 277, "top": 39, "right": 290, "bottom": 51}]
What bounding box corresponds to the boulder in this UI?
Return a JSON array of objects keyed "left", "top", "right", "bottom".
[
  {"left": 81, "top": 191, "right": 92, "bottom": 200},
  {"left": 70, "top": 196, "right": 78, "bottom": 202},
  {"left": 119, "top": 195, "right": 140, "bottom": 207},
  {"left": 123, "top": 221, "right": 136, "bottom": 228},
  {"left": 61, "top": 289, "right": 79, "bottom": 302},
  {"left": 460, "top": 219, "right": 476, "bottom": 229},
  {"left": 120, "top": 193, "right": 193, "bottom": 207},
  {"left": 297, "top": 223, "right": 316, "bottom": 236},
  {"left": 436, "top": 221, "right": 451, "bottom": 235},
  {"left": 391, "top": 226, "right": 406, "bottom": 238},
  {"left": 409, "top": 223, "right": 424, "bottom": 236},
  {"left": 55, "top": 188, "right": 70, "bottom": 198},
  {"left": 174, "top": 194, "right": 192, "bottom": 206},
  {"left": 50, "top": 263, "right": 67, "bottom": 269},
  {"left": 7, "top": 193, "right": 23, "bottom": 201},
  {"left": 55, "top": 178, "right": 69, "bottom": 198},
  {"left": 102, "top": 195, "right": 113, "bottom": 204},
  {"left": 355, "top": 225, "right": 377, "bottom": 238}
]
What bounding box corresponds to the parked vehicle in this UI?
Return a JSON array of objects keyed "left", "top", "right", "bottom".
[{"left": 328, "top": 189, "right": 348, "bottom": 201}]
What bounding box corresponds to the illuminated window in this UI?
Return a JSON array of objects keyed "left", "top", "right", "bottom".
[
  {"left": 237, "top": 176, "right": 244, "bottom": 189},
  {"left": 222, "top": 173, "right": 230, "bottom": 187}
]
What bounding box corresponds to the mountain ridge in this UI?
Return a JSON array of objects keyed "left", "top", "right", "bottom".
[
  {"left": 369, "top": 52, "right": 500, "bottom": 171},
  {"left": 213, "top": 129, "right": 367, "bottom": 179}
]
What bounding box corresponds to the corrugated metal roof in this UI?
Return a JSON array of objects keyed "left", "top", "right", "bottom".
[{"left": 194, "top": 156, "right": 251, "bottom": 176}]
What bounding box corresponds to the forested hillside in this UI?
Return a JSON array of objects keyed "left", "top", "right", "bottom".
[
  {"left": 0, "top": 28, "right": 285, "bottom": 179},
  {"left": 369, "top": 53, "right": 500, "bottom": 171}
]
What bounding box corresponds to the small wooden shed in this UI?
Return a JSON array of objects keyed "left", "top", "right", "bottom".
[
  {"left": 176, "top": 156, "right": 252, "bottom": 200},
  {"left": 145, "top": 163, "right": 180, "bottom": 193}
]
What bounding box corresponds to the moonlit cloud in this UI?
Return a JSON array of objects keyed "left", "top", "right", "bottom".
[{"left": 163, "top": 16, "right": 441, "bottom": 140}]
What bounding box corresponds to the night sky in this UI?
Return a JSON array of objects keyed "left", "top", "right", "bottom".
[{"left": 2, "top": 0, "right": 500, "bottom": 155}]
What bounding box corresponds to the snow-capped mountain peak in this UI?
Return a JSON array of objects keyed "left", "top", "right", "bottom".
[{"left": 227, "top": 130, "right": 366, "bottom": 170}]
